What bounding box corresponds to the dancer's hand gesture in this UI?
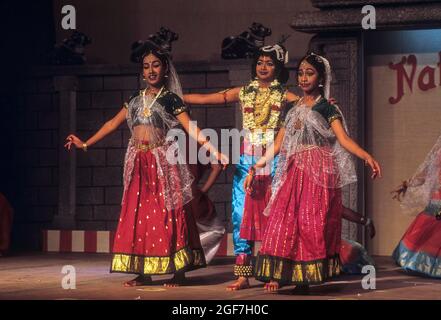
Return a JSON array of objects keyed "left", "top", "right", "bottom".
[
  {"left": 329, "top": 97, "right": 338, "bottom": 105},
  {"left": 365, "top": 156, "right": 382, "bottom": 179},
  {"left": 391, "top": 181, "right": 408, "bottom": 202},
  {"left": 64, "top": 134, "right": 85, "bottom": 150},
  {"left": 244, "top": 174, "right": 254, "bottom": 195}
]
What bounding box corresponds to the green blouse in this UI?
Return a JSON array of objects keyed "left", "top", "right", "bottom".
[
  {"left": 312, "top": 98, "right": 342, "bottom": 125},
  {"left": 124, "top": 90, "right": 188, "bottom": 116}
]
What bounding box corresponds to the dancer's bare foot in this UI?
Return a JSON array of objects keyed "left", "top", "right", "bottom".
[
  {"left": 164, "top": 272, "right": 186, "bottom": 287},
  {"left": 123, "top": 275, "right": 152, "bottom": 287},
  {"left": 226, "top": 276, "right": 250, "bottom": 291},
  {"left": 264, "top": 281, "right": 280, "bottom": 292}
]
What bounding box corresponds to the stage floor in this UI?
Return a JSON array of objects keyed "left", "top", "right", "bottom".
[{"left": 0, "top": 253, "right": 440, "bottom": 300}]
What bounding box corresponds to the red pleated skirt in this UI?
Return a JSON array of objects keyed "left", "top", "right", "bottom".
[
  {"left": 111, "top": 149, "right": 205, "bottom": 275},
  {"left": 255, "top": 149, "right": 342, "bottom": 285},
  {"left": 240, "top": 175, "right": 271, "bottom": 241}
]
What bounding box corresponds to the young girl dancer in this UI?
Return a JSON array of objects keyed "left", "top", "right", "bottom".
[
  {"left": 65, "top": 38, "right": 228, "bottom": 287},
  {"left": 185, "top": 44, "right": 298, "bottom": 290},
  {"left": 245, "top": 53, "right": 381, "bottom": 292}
]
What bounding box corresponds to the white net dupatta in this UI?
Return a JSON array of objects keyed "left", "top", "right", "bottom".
[
  {"left": 264, "top": 101, "right": 357, "bottom": 216},
  {"left": 122, "top": 58, "right": 194, "bottom": 211},
  {"left": 401, "top": 135, "right": 441, "bottom": 216}
]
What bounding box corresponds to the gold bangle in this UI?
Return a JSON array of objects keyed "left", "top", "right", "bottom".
[
  {"left": 220, "top": 88, "right": 231, "bottom": 106},
  {"left": 82, "top": 143, "right": 88, "bottom": 152}
]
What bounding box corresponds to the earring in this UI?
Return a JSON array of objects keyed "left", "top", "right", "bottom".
[{"left": 318, "top": 84, "right": 324, "bottom": 87}]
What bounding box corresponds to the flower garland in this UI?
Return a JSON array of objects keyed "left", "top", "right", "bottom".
[{"left": 239, "top": 79, "right": 285, "bottom": 145}]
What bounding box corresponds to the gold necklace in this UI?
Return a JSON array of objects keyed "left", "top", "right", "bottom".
[
  {"left": 253, "top": 87, "right": 273, "bottom": 127},
  {"left": 142, "top": 86, "right": 164, "bottom": 117},
  {"left": 145, "top": 87, "right": 159, "bottom": 97}
]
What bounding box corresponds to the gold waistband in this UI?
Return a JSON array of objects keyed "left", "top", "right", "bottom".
[
  {"left": 297, "top": 144, "right": 319, "bottom": 152},
  {"left": 132, "top": 140, "right": 164, "bottom": 152}
]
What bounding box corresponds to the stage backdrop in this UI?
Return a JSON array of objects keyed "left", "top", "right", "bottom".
[
  {"left": 52, "top": 0, "right": 314, "bottom": 64},
  {"left": 366, "top": 30, "right": 441, "bottom": 255}
]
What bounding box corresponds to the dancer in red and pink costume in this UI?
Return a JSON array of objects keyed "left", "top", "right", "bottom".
[{"left": 245, "top": 53, "right": 381, "bottom": 292}]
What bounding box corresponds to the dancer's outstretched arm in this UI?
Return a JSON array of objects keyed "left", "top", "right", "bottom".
[
  {"left": 184, "top": 87, "right": 241, "bottom": 105},
  {"left": 176, "top": 111, "right": 229, "bottom": 169},
  {"left": 331, "top": 119, "right": 382, "bottom": 179},
  {"left": 391, "top": 170, "right": 426, "bottom": 201},
  {"left": 65, "top": 107, "right": 127, "bottom": 150}
]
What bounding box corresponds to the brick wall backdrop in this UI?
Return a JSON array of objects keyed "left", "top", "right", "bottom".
[
  {"left": 11, "top": 76, "right": 60, "bottom": 249},
  {"left": 75, "top": 72, "right": 137, "bottom": 231}
]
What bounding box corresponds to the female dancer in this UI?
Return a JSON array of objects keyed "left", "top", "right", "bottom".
[
  {"left": 65, "top": 40, "right": 228, "bottom": 287},
  {"left": 392, "top": 134, "right": 441, "bottom": 278},
  {"left": 245, "top": 53, "right": 381, "bottom": 292},
  {"left": 185, "top": 44, "right": 298, "bottom": 290}
]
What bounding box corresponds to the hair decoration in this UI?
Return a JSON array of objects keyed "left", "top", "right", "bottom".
[{"left": 261, "top": 44, "right": 289, "bottom": 65}]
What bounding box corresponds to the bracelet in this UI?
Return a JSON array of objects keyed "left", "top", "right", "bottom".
[
  {"left": 221, "top": 89, "right": 231, "bottom": 106},
  {"left": 82, "top": 143, "right": 88, "bottom": 152}
]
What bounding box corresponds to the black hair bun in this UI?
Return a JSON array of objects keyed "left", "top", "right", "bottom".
[{"left": 130, "top": 27, "right": 178, "bottom": 63}]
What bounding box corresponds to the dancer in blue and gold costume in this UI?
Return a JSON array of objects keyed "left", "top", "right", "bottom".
[{"left": 185, "top": 44, "right": 298, "bottom": 290}]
